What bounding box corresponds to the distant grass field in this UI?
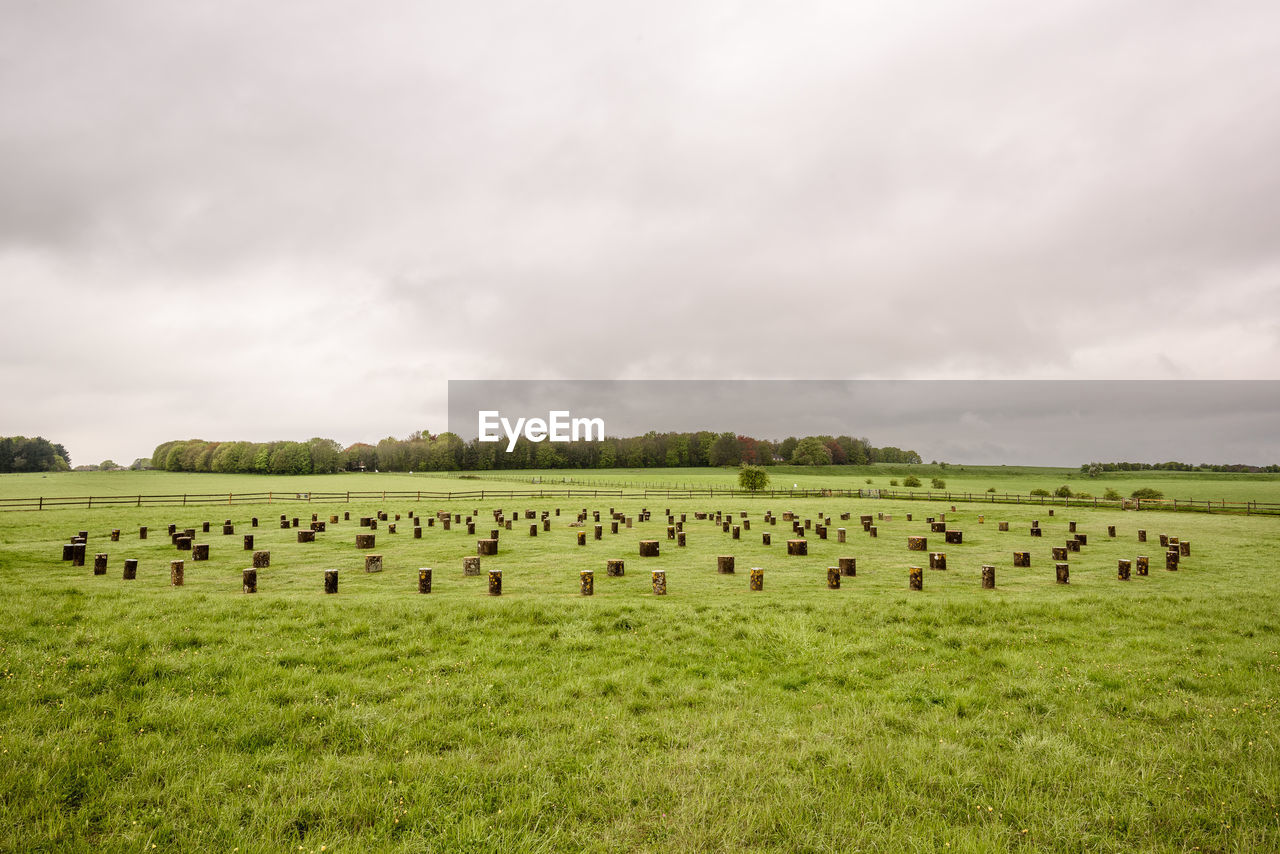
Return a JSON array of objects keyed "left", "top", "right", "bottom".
[
  {"left": 1, "top": 485, "right": 1278, "bottom": 851},
  {"left": 5, "top": 465, "right": 1280, "bottom": 504},
  {"left": 420, "top": 465, "right": 1280, "bottom": 505}
]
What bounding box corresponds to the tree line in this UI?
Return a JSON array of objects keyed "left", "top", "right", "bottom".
[
  {"left": 0, "top": 436, "right": 70, "bottom": 473},
  {"left": 1081, "top": 461, "right": 1280, "bottom": 474},
  {"left": 149, "top": 432, "right": 923, "bottom": 474}
]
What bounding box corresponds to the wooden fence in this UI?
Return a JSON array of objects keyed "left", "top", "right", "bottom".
[{"left": 1, "top": 487, "right": 1276, "bottom": 515}]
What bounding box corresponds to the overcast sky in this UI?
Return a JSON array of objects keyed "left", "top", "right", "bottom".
[{"left": 3, "top": 1, "right": 1279, "bottom": 466}]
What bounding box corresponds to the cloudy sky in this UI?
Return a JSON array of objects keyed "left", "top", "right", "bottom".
[{"left": 3, "top": 1, "right": 1279, "bottom": 466}]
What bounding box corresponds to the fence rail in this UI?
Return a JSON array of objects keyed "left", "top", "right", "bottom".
[{"left": 1, "top": 487, "right": 1277, "bottom": 515}]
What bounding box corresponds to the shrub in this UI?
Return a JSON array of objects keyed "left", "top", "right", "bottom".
[
  {"left": 890, "top": 479, "right": 899, "bottom": 487},
  {"left": 902, "top": 475, "right": 922, "bottom": 488},
  {"left": 1029, "top": 488, "right": 1051, "bottom": 497},
  {"left": 930, "top": 478, "right": 945, "bottom": 489},
  {"left": 1054, "top": 485, "right": 1074, "bottom": 498},
  {"left": 738, "top": 465, "right": 770, "bottom": 492},
  {"left": 1131, "top": 487, "right": 1164, "bottom": 500},
  {"left": 1103, "top": 488, "right": 1121, "bottom": 500},
  {"left": 987, "top": 487, "right": 996, "bottom": 493}
]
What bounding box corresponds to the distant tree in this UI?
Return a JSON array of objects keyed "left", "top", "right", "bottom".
[
  {"left": 99, "top": 459, "right": 118, "bottom": 471},
  {"left": 738, "top": 465, "right": 770, "bottom": 492},
  {"left": 779, "top": 436, "right": 799, "bottom": 462},
  {"left": 790, "top": 437, "right": 833, "bottom": 466},
  {"left": 1086, "top": 462, "right": 1102, "bottom": 478},
  {"left": 709, "top": 432, "right": 741, "bottom": 467}
]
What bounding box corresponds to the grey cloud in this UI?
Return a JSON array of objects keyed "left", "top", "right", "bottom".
[{"left": 2, "top": 1, "right": 1279, "bottom": 463}]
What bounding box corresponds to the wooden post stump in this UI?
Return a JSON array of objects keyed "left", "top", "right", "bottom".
[
  {"left": 344, "top": 512, "right": 350, "bottom": 521},
  {"left": 529, "top": 524, "right": 538, "bottom": 537},
  {"left": 749, "top": 568, "right": 763, "bottom": 591},
  {"left": 330, "top": 515, "right": 339, "bottom": 524},
  {"left": 909, "top": 566, "right": 923, "bottom": 590},
  {"left": 1159, "top": 534, "right": 1169, "bottom": 547},
  {"left": 465, "top": 522, "right": 473, "bottom": 535},
  {"left": 652, "top": 570, "right": 666, "bottom": 595},
  {"left": 717, "top": 555, "right": 735, "bottom": 574},
  {"left": 577, "top": 531, "right": 587, "bottom": 546},
  {"left": 201, "top": 521, "right": 210, "bottom": 533},
  {"left": 1014, "top": 551, "right": 1031, "bottom": 567},
  {"left": 298, "top": 530, "right": 315, "bottom": 543},
  {"left": 732, "top": 526, "right": 741, "bottom": 540},
  {"left": 222, "top": 523, "right": 234, "bottom": 535},
  {"left": 1068, "top": 521, "right": 1077, "bottom": 533},
  {"left": 252, "top": 517, "right": 259, "bottom": 527},
  {"left": 478, "top": 539, "right": 498, "bottom": 556},
  {"left": 93, "top": 553, "right": 108, "bottom": 574},
  {"left": 827, "top": 567, "right": 841, "bottom": 589},
  {"left": 1030, "top": 527, "right": 1042, "bottom": 537},
  {"left": 488, "top": 569, "right": 502, "bottom": 596},
  {"left": 594, "top": 524, "right": 603, "bottom": 540},
  {"left": 110, "top": 529, "right": 120, "bottom": 542},
  {"left": 388, "top": 523, "right": 397, "bottom": 534},
  {"left": 252, "top": 550, "right": 270, "bottom": 568},
  {"left": 1179, "top": 540, "right": 1191, "bottom": 557},
  {"left": 869, "top": 527, "right": 878, "bottom": 538},
  {"left": 414, "top": 527, "right": 422, "bottom": 539},
  {"left": 355, "top": 534, "right": 375, "bottom": 549},
  {"left": 1066, "top": 539, "right": 1080, "bottom": 552},
  {"left": 176, "top": 537, "right": 192, "bottom": 551},
  {"left": 639, "top": 540, "right": 660, "bottom": 557},
  {"left": 787, "top": 539, "right": 808, "bottom": 556},
  {"left": 1166, "top": 550, "right": 1179, "bottom": 571},
  {"left": 167, "top": 559, "right": 181, "bottom": 585},
  {"left": 139, "top": 526, "right": 148, "bottom": 539},
  {"left": 762, "top": 532, "right": 771, "bottom": 546},
  {"left": 606, "top": 559, "right": 625, "bottom": 577},
  {"left": 1055, "top": 563, "right": 1069, "bottom": 584},
  {"left": 945, "top": 530, "right": 963, "bottom": 545},
  {"left": 930, "top": 522, "right": 945, "bottom": 533},
  {"left": 167, "top": 524, "right": 177, "bottom": 535},
  {"left": 442, "top": 518, "right": 450, "bottom": 531},
  {"left": 62, "top": 543, "right": 75, "bottom": 561},
  {"left": 243, "top": 534, "right": 254, "bottom": 550},
  {"left": 612, "top": 521, "right": 619, "bottom": 534},
  {"left": 929, "top": 552, "right": 947, "bottom": 570},
  {"left": 722, "top": 521, "right": 731, "bottom": 533},
  {"left": 242, "top": 568, "right": 257, "bottom": 593},
  {"left": 365, "top": 554, "right": 383, "bottom": 573},
  {"left": 580, "top": 570, "right": 594, "bottom": 596},
  {"left": 1076, "top": 533, "right": 1088, "bottom": 546},
  {"left": 998, "top": 521, "right": 1009, "bottom": 532},
  {"left": 1048, "top": 509, "right": 1054, "bottom": 516},
  {"left": 677, "top": 532, "right": 687, "bottom": 547},
  {"left": 1138, "top": 530, "right": 1147, "bottom": 542},
  {"left": 1108, "top": 526, "right": 1116, "bottom": 537},
  {"left": 1052, "top": 547, "right": 1068, "bottom": 561},
  {"left": 1137, "top": 556, "right": 1149, "bottom": 576},
  {"left": 326, "top": 569, "right": 340, "bottom": 594},
  {"left": 982, "top": 565, "right": 996, "bottom": 589},
  {"left": 838, "top": 557, "right": 856, "bottom": 577},
  {"left": 463, "top": 556, "right": 481, "bottom": 577},
  {"left": 192, "top": 544, "right": 209, "bottom": 561},
  {"left": 908, "top": 536, "right": 927, "bottom": 551},
  {"left": 1118, "top": 559, "right": 1131, "bottom": 581},
  {"left": 292, "top": 518, "right": 300, "bottom": 528}
]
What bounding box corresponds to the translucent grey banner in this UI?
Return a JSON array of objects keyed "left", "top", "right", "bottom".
[{"left": 447, "top": 380, "right": 1280, "bottom": 466}]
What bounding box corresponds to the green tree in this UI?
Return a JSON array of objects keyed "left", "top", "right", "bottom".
[
  {"left": 930, "top": 477, "right": 945, "bottom": 489},
  {"left": 790, "top": 437, "right": 832, "bottom": 466},
  {"left": 902, "top": 475, "right": 922, "bottom": 488},
  {"left": 738, "top": 465, "right": 770, "bottom": 492}
]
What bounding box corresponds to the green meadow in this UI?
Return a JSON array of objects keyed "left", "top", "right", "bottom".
[{"left": 1, "top": 472, "right": 1278, "bottom": 851}]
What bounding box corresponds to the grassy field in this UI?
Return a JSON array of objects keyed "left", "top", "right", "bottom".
[
  {"left": 6, "top": 465, "right": 1280, "bottom": 505},
  {"left": 1, "top": 474, "right": 1278, "bottom": 851},
  {"left": 420, "top": 465, "right": 1280, "bottom": 505}
]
